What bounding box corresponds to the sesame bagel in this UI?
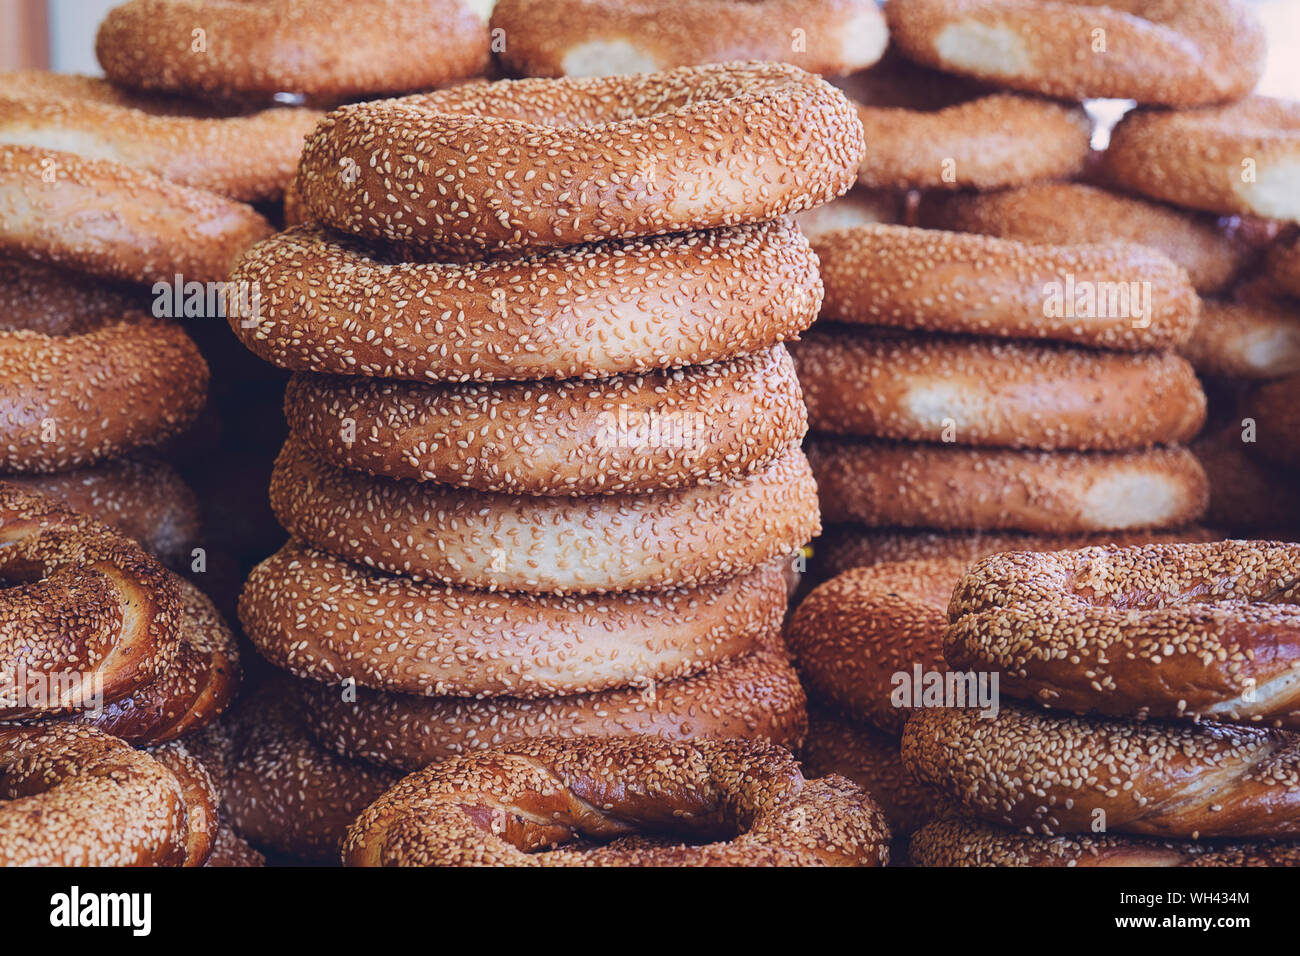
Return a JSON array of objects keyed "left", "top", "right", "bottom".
[
  {"left": 0, "top": 308, "right": 208, "bottom": 474},
  {"left": 1245, "top": 374, "right": 1300, "bottom": 472},
  {"left": 812, "top": 224, "right": 1198, "bottom": 350},
  {"left": 1180, "top": 298, "right": 1300, "bottom": 381},
  {"left": 0, "top": 724, "right": 206, "bottom": 866},
  {"left": 841, "top": 52, "right": 1091, "bottom": 191},
  {"left": 270, "top": 438, "right": 820, "bottom": 593},
  {"left": 146, "top": 740, "right": 221, "bottom": 867},
  {"left": 96, "top": 0, "right": 490, "bottom": 100},
  {"left": 788, "top": 558, "right": 969, "bottom": 735},
  {"left": 65, "top": 578, "right": 239, "bottom": 746},
  {"left": 296, "top": 643, "right": 808, "bottom": 772},
  {"left": 8, "top": 457, "right": 203, "bottom": 568},
  {"left": 801, "top": 710, "right": 944, "bottom": 839},
  {"left": 886, "top": 0, "right": 1264, "bottom": 106},
  {"left": 919, "top": 183, "right": 1250, "bottom": 295},
  {"left": 296, "top": 62, "right": 864, "bottom": 257},
  {"left": 791, "top": 325, "right": 1205, "bottom": 451},
  {"left": 911, "top": 815, "right": 1300, "bottom": 867},
  {"left": 491, "top": 0, "right": 887, "bottom": 77},
  {"left": 0, "top": 145, "right": 273, "bottom": 284},
  {"left": 230, "top": 221, "right": 820, "bottom": 383},
  {"left": 343, "top": 735, "right": 889, "bottom": 866},
  {"left": 283, "top": 346, "right": 806, "bottom": 495},
  {"left": 947, "top": 542, "right": 1300, "bottom": 728},
  {"left": 813, "top": 525, "right": 1218, "bottom": 579},
  {"left": 199, "top": 687, "right": 399, "bottom": 864},
  {"left": 903, "top": 703, "right": 1300, "bottom": 839},
  {"left": 0, "top": 72, "right": 322, "bottom": 202},
  {"left": 0, "top": 485, "right": 181, "bottom": 719},
  {"left": 807, "top": 438, "right": 1209, "bottom": 534},
  {"left": 241, "top": 542, "right": 786, "bottom": 699},
  {"left": 1105, "top": 98, "right": 1300, "bottom": 223}
]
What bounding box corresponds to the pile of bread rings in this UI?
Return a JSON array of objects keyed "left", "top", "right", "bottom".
[{"left": 4, "top": 0, "right": 1300, "bottom": 869}]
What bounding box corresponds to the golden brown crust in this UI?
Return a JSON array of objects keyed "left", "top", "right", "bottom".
[
  {"left": 69, "top": 578, "right": 240, "bottom": 745},
  {"left": 912, "top": 815, "right": 1300, "bottom": 867},
  {"left": 147, "top": 739, "right": 220, "bottom": 866},
  {"left": 343, "top": 734, "right": 889, "bottom": 866},
  {"left": 807, "top": 437, "right": 1209, "bottom": 534},
  {"left": 801, "top": 710, "right": 944, "bottom": 837},
  {"left": 792, "top": 325, "right": 1205, "bottom": 451},
  {"left": 887, "top": 0, "right": 1265, "bottom": 106},
  {"left": 202, "top": 687, "right": 399, "bottom": 864},
  {"left": 919, "top": 183, "right": 1250, "bottom": 295},
  {"left": 241, "top": 542, "right": 786, "bottom": 698},
  {"left": 947, "top": 542, "right": 1300, "bottom": 728},
  {"left": 0, "top": 484, "right": 182, "bottom": 719},
  {"left": 812, "top": 224, "right": 1199, "bottom": 350},
  {"left": 96, "top": 0, "right": 490, "bottom": 99},
  {"left": 0, "top": 145, "right": 273, "bottom": 284},
  {"left": 296, "top": 62, "right": 864, "bottom": 256},
  {"left": 789, "top": 559, "right": 966, "bottom": 735},
  {"left": 297, "top": 644, "right": 809, "bottom": 772},
  {"left": 283, "top": 345, "right": 807, "bottom": 495},
  {"left": 812, "top": 525, "right": 1220, "bottom": 579},
  {"left": 270, "top": 437, "right": 821, "bottom": 593},
  {"left": 1245, "top": 373, "right": 1300, "bottom": 471},
  {"left": 855, "top": 93, "right": 1090, "bottom": 191},
  {"left": 0, "top": 312, "right": 208, "bottom": 474},
  {"left": 230, "top": 221, "right": 821, "bottom": 382},
  {"left": 8, "top": 457, "right": 203, "bottom": 567},
  {"left": 0, "top": 73, "right": 322, "bottom": 202},
  {"left": 1181, "top": 298, "right": 1300, "bottom": 381},
  {"left": 903, "top": 703, "right": 1300, "bottom": 839},
  {"left": 0, "top": 724, "right": 192, "bottom": 866},
  {"left": 0, "top": 255, "right": 136, "bottom": 334},
  {"left": 491, "top": 0, "right": 887, "bottom": 77},
  {"left": 1105, "top": 98, "right": 1300, "bottom": 222}
]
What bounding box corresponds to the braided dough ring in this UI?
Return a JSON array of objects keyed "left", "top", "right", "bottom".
[
  {"left": 195, "top": 688, "right": 398, "bottom": 864},
  {"left": 886, "top": 0, "right": 1264, "bottom": 106},
  {"left": 270, "top": 438, "right": 820, "bottom": 593},
  {"left": 807, "top": 438, "right": 1209, "bottom": 534},
  {"left": 791, "top": 326, "right": 1204, "bottom": 451},
  {"left": 0, "top": 485, "right": 181, "bottom": 719},
  {"left": 0, "top": 72, "right": 321, "bottom": 202},
  {"left": 911, "top": 815, "right": 1300, "bottom": 867},
  {"left": 230, "top": 221, "right": 820, "bottom": 383},
  {"left": 490, "top": 0, "right": 887, "bottom": 77},
  {"left": 96, "top": 0, "right": 490, "bottom": 100},
  {"left": 9, "top": 457, "right": 203, "bottom": 568},
  {"left": 1245, "top": 374, "right": 1300, "bottom": 472},
  {"left": 0, "top": 304, "right": 208, "bottom": 473},
  {"left": 343, "top": 735, "right": 889, "bottom": 866},
  {"left": 801, "top": 710, "right": 943, "bottom": 839},
  {"left": 296, "top": 62, "right": 864, "bottom": 257},
  {"left": 812, "top": 225, "right": 1198, "bottom": 350},
  {"left": 812, "top": 526, "right": 1217, "bottom": 580},
  {"left": 789, "top": 558, "right": 968, "bottom": 736},
  {"left": 66, "top": 578, "right": 239, "bottom": 746},
  {"left": 0, "top": 146, "right": 273, "bottom": 284},
  {"left": 919, "top": 183, "right": 1250, "bottom": 295},
  {"left": 296, "top": 643, "right": 808, "bottom": 772},
  {"left": 0, "top": 724, "right": 200, "bottom": 866},
  {"left": 241, "top": 543, "right": 786, "bottom": 698},
  {"left": 904, "top": 703, "right": 1300, "bottom": 838},
  {"left": 947, "top": 542, "right": 1300, "bottom": 728},
  {"left": 1105, "top": 98, "right": 1300, "bottom": 223},
  {"left": 283, "top": 345, "right": 807, "bottom": 495}
]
